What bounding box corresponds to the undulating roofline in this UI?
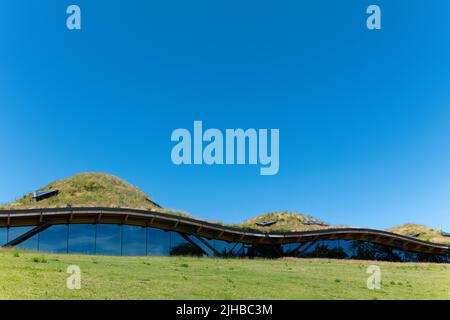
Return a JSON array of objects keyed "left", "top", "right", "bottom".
[{"left": 1, "top": 207, "right": 449, "bottom": 255}]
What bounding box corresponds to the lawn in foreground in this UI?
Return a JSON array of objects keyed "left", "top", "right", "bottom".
[{"left": 0, "top": 249, "right": 449, "bottom": 299}]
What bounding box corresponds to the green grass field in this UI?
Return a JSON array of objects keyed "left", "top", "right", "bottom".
[{"left": 0, "top": 249, "right": 449, "bottom": 300}]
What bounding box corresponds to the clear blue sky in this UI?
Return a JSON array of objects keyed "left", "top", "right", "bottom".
[{"left": 1, "top": 1, "right": 450, "bottom": 230}]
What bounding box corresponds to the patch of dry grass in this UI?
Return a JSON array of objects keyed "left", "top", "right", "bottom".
[
  {"left": 388, "top": 224, "right": 450, "bottom": 245},
  {"left": 0, "top": 173, "right": 160, "bottom": 211},
  {"left": 237, "top": 212, "right": 348, "bottom": 232}
]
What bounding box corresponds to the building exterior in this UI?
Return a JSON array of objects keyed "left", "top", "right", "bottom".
[{"left": 1, "top": 207, "right": 449, "bottom": 262}]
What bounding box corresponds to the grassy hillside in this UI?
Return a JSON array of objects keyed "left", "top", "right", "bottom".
[
  {"left": 388, "top": 224, "right": 450, "bottom": 245},
  {"left": 0, "top": 173, "right": 160, "bottom": 211},
  {"left": 237, "top": 212, "right": 347, "bottom": 232},
  {"left": 0, "top": 249, "right": 449, "bottom": 300}
]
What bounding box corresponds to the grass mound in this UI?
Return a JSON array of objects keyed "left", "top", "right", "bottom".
[
  {"left": 238, "top": 212, "right": 347, "bottom": 232},
  {"left": 0, "top": 173, "right": 160, "bottom": 211},
  {"left": 388, "top": 224, "right": 450, "bottom": 245}
]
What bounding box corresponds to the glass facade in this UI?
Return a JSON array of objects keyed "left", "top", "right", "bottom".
[
  {"left": 68, "top": 224, "right": 96, "bottom": 255},
  {"left": 0, "top": 225, "right": 448, "bottom": 262},
  {"left": 95, "top": 224, "right": 122, "bottom": 256},
  {"left": 0, "top": 225, "right": 197, "bottom": 257},
  {"left": 287, "top": 239, "right": 450, "bottom": 263},
  {"left": 122, "top": 225, "right": 146, "bottom": 256},
  {"left": 5, "top": 226, "right": 39, "bottom": 251},
  {"left": 0, "top": 227, "right": 7, "bottom": 246},
  {"left": 38, "top": 225, "right": 68, "bottom": 253},
  {"left": 147, "top": 227, "right": 170, "bottom": 256}
]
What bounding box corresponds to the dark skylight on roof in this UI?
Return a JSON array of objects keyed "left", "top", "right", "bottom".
[
  {"left": 255, "top": 220, "right": 277, "bottom": 227},
  {"left": 33, "top": 190, "right": 59, "bottom": 202}
]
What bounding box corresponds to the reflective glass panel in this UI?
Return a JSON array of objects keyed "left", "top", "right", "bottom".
[
  {"left": 8, "top": 226, "right": 32, "bottom": 243},
  {"left": 122, "top": 225, "right": 146, "bottom": 256},
  {"left": 95, "top": 224, "right": 122, "bottom": 255},
  {"left": 0, "top": 227, "right": 7, "bottom": 246},
  {"left": 9, "top": 226, "right": 39, "bottom": 251},
  {"left": 38, "top": 225, "right": 68, "bottom": 253},
  {"left": 147, "top": 227, "right": 170, "bottom": 256},
  {"left": 68, "top": 224, "right": 96, "bottom": 255},
  {"left": 212, "top": 240, "right": 239, "bottom": 256},
  {"left": 170, "top": 232, "right": 198, "bottom": 256},
  {"left": 19, "top": 234, "right": 39, "bottom": 251}
]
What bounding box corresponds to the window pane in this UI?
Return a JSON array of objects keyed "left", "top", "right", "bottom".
[
  {"left": 170, "top": 232, "right": 196, "bottom": 256},
  {"left": 38, "top": 225, "right": 68, "bottom": 253},
  {"left": 0, "top": 227, "right": 7, "bottom": 246},
  {"left": 19, "top": 234, "right": 39, "bottom": 251},
  {"left": 68, "top": 224, "right": 96, "bottom": 255},
  {"left": 8, "top": 226, "right": 32, "bottom": 243},
  {"left": 213, "top": 240, "right": 240, "bottom": 257},
  {"left": 9, "top": 226, "right": 39, "bottom": 251},
  {"left": 185, "top": 236, "right": 209, "bottom": 256},
  {"left": 301, "top": 240, "right": 348, "bottom": 259},
  {"left": 147, "top": 227, "right": 170, "bottom": 256},
  {"left": 122, "top": 225, "right": 146, "bottom": 256},
  {"left": 230, "top": 243, "right": 244, "bottom": 257},
  {"left": 95, "top": 224, "right": 122, "bottom": 256},
  {"left": 282, "top": 243, "right": 293, "bottom": 255}
]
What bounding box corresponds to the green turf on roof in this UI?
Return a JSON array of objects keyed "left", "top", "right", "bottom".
[
  {"left": 0, "top": 173, "right": 160, "bottom": 211},
  {"left": 236, "top": 212, "right": 346, "bottom": 232},
  {"left": 388, "top": 224, "right": 450, "bottom": 245}
]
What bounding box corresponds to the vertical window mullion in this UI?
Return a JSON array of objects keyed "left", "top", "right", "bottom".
[
  {"left": 94, "top": 224, "right": 97, "bottom": 255},
  {"left": 66, "top": 224, "right": 69, "bottom": 254},
  {"left": 120, "top": 225, "right": 124, "bottom": 256},
  {"left": 145, "top": 227, "right": 149, "bottom": 256}
]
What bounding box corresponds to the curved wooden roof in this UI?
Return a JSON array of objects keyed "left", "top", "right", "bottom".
[{"left": 0, "top": 207, "right": 449, "bottom": 255}]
